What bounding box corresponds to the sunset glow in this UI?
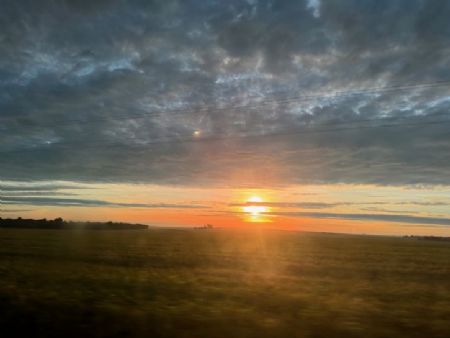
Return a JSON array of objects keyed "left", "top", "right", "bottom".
[
  {"left": 1, "top": 0, "right": 449, "bottom": 237},
  {"left": 242, "top": 196, "right": 267, "bottom": 215},
  {"left": 2, "top": 2, "right": 450, "bottom": 338}
]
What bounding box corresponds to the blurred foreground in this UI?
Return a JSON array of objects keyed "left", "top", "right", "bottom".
[{"left": 0, "top": 228, "right": 449, "bottom": 338}]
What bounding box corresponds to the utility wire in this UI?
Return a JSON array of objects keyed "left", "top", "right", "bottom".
[
  {"left": 2, "top": 117, "right": 449, "bottom": 155},
  {"left": 3, "top": 110, "right": 449, "bottom": 151},
  {"left": 2, "top": 80, "right": 450, "bottom": 129}
]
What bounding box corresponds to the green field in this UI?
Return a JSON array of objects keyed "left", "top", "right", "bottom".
[{"left": 0, "top": 228, "right": 449, "bottom": 338}]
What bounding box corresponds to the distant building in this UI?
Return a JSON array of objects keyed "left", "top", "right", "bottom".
[{"left": 195, "top": 224, "right": 214, "bottom": 230}]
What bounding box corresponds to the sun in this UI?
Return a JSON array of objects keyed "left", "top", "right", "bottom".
[{"left": 243, "top": 196, "right": 268, "bottom": 216}]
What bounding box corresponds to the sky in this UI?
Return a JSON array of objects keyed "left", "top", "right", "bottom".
[{"left": 1, "top": 0, "right": 450, "bottom": 235}]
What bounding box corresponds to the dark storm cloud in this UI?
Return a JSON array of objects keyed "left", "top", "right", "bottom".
[{"left": 1, "top": 0, "right": 450, "bottom": 186}]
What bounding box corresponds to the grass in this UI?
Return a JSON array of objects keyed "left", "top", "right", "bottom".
[{"left": 0, "top": 228, "right": 449, "bottom": 338}]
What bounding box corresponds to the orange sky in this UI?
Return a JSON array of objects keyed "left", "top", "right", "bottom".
[{"left": 3, "top": 181, "right": 450, "bottom": 236}]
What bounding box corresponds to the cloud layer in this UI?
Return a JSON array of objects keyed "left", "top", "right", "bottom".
[
  {"left": 1, "top": 196, "right": 207, "bottom": 209},
  {"left": 1, "top": 0, "right": 450, "bottom": 186},
  {"left": 269, "top": 211, "right": 450, "bottom": 227}
]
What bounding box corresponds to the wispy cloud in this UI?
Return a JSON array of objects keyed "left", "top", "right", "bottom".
[
  {"left": 230, "top": 202, "right": 347, "bottom": 209},
  {"left": 269, "top": 211, "right": 450, "bottom": 226},
  {"left": 231, "top": 201, "right": 450, "bottom": 209},
  {"left": 0, "top": 208, "right": 33, "bottom": 213},
  {"left": 0, "top": 183, "right": 90, "bottom": 192},
  {"left": 1, "top": 197, "right": 208, "bottom": 209},
  {"left": 2, "top": 191, "right": 77, "bottom": 197}
]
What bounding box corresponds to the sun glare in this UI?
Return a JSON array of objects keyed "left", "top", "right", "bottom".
[
  {"left": 248, "top": 196, "right": 263, "bottom": 203},
  {"left": 243, "top": 196, "right": 268, "bottom": 216}
]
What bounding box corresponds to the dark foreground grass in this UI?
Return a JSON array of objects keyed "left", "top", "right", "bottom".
[{"left": 0, "top": 228, "right": 449, "bottom": 338}]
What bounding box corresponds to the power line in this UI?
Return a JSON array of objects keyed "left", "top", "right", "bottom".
[
  {"left": 3, "top": 109, "right": 449, "bottom": 151},
  {"left": 2, "top": 117, "right": 449, "bottom": 155},
  {"left": 2, "top": 80, "right": 450, "bottom": 129}
]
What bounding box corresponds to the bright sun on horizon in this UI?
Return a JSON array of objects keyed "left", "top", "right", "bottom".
[{"left": 243, "top": 196, "right": 268, "bottom": 217}]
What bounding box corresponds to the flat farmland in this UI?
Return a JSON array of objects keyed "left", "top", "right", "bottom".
[{"left": 0, "top": 229, "right": 449, "bottom": 338}]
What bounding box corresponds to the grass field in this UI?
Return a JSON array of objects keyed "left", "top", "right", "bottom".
[{"left": 0, "top": 228, "right": 449, "bottom": 338}]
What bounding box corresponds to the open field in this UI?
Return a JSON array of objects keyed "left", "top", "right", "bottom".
[{"left": 0, "top": 228, "right": 449, "bottom": 338}]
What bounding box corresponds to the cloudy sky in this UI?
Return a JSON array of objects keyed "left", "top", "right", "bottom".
[{"left": 1, "top": 0, "right": 450, "bottom": 235}]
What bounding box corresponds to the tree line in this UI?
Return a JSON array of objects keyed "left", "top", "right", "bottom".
[{"left": 0, "top": 217, "right": 148, "bottom": 230}]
